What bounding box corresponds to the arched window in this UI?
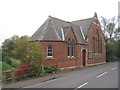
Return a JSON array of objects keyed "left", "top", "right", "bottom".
[
  {"left": 97, "top": 30, "right": 99, "bottom": 54},
  {"left": 95, "top": 30, "right": 99, "bottom": 54},
  {"left": 47, "top": 45, "right": 53, "bottom": 57},
  {"left": 68, "top": 39, "right": 70, "bottom": 57},
  {"left": 100, "top": 39, "right": 102, "bottom": 54},
  {"left": 92, "top": 37, "right": 95, "bottom": 54},
  {"left": 72, "top": 40, "right": 75, "bottom": 57}
]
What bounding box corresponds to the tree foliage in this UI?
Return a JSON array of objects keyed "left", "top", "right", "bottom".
[
  {"left": 101, "top": 16, "right": 117, "bottom": 39},
  {"left": 24, "top": 42, "right": 43, "bottom": 75},
  {"left": 0, "top": 47, "right": 2, "bottom": 61},
  {"left": 2, "top": 35, "right": 43, "bottom": 70},
  {"left": 106, "top": 39, "right": 119, "bottom": 62},
  {"left": 25, "top": 42, "right": 42, "bottom": 64},
  {"left": 11, "top": 35, "right": 30, "bottom": 60},
  {"left": 2, "top": 35, "right": 19, "bottom": 61},
  {"left": 114, "top": 28, "right": 120, "bottom": 40},
  {"left": 2, "top": 62, "right": 12, "bottom": 71},
  {"left": 100, "top": 16, "right": 119, "bottom": 62}
]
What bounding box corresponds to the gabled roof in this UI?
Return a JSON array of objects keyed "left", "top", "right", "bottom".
[
  {"left": 30, "top": 16, "right": 86, "bottom": 44},
  {"left": 71, "top": 18, "right": 93, "bottom": 38},
  {"left": 62, "top": 26, "right": 71, "bottom": 38}
]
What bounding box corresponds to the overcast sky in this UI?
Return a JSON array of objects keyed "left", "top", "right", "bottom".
[{"left": 0, "top": 0, "right": 119, "bottom": 45}]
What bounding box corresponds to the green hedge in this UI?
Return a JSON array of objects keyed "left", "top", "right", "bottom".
[
  {"left": 11, "top": 61, "right": 20, "bottom": 68},
  {"left": 44, "top": 66, "right": 58, "bottom": 74},
  {"left": 106, "top": 41, "right": 119, "bottom": 62},
  {"left": 2, "top": 62, "right": 11, "bottom": 71}
]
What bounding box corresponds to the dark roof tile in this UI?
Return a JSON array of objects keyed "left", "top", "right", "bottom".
[
  {"left": 71, "top": 18, "right": 93, "bottom": 37},
  {"left": 30, "top": 16, "right": 92, "bottom": 44}
]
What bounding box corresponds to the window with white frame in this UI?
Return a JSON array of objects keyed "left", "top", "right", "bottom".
[{"left": 47, "top": 45, "right": 53, "bottom": 57}]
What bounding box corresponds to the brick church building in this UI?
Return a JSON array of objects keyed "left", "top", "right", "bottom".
[{"left": 30, "top": 13, "right": 106, "bottom": 69}]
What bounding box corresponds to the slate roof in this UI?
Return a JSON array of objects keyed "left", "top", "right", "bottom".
[
  {"left": 62, "top": 26, "right": 71, "bottom": 38},
  {"left": 30, "top": 16, "right": 86, "bottom": 44},
  {"left": 71, "top": 18, "right": 93, "bottom": 38}
]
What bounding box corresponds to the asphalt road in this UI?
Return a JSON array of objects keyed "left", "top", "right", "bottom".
[{"left": 24, "top": 62, "right": 118, "bottom": 88}]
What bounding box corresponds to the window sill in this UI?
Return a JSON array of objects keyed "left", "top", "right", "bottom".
[
  {"left": 88, "top": 58, "right": 93, "bottom": 59},
  {"left": 67, "top": 56, "right": 75, "bottom": 59},
  {"left": 71, "top": 56, "right": 75, "bottom": 59},
  {"left": 94, "top": 53, "right": 102, "bottom": 55},
  {"left": 46, "top": 56, "right": 54, "bottom": 60},
  {"left": 67, "top": 56, "right": 70, "bottom": 58}
]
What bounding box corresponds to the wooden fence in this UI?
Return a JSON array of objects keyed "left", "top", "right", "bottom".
[
  {"left": 2, "top": 65, "right": 45, "bottom": 83},
  {"left": 1, "top": 64, "right": 59, "bottom": 84},
  {"left": 2, "top": 68, "right": 33, "bottom": 83}
]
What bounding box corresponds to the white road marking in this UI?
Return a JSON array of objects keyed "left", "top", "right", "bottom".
[
  {"left": 76, "top": 82, "right": 88, "bottom": 88},
  {"left": 96, "top": 72, "right": 108, "bottom": 78},
  {"left": 111, "top": 67, "right": 117, "bottom": 70}
]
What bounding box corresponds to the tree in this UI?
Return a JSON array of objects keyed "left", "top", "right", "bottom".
[
  {"left": 11, "top": 35, "right": 30, "bottom": 60},
  {"left": 101, "top": 16, "right": 119, "bottom": 62},
  {"left": 106, "top": 39, "right": 119, "bottom": 62},
  {"left": 0, "top": 47, "right": 2, "bottom": 61},
  {"left": 101, "top": 17, "right": 107, "bottom": 35},
  {"left": 114, "top": 28, "right": 120, "bottom": 40},
  {"left": 2, "top": 35, "right": 19, "bottom": 61},
  {"left": 23, "top": 42, "right": 43, "bottom": 76},
  {"left": 22, "top": 42, "right": 42, "bottom": 64},
  {"left": 2, "top": 35, "right": 43, "bottom": 76},
  {"left": 117, "top": 40, "right": 120, "bottom": 59},
  {"left": 100, "top": 16, "right": 117, "bottom": 39}
]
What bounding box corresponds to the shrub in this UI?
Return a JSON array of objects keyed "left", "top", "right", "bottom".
[
  {"left": 4, "top": 56, "right": 11, "bottom": 65},
  {"left": 0, "top": 62, "right": 2, "bottom": 65},
  {"left": 15, "top": 64, "right": 32, "bottom": 77},
  {"left": 2, "top": 62, "right": 11, "bottom": 71},
  {"left": 106, "top": 41, "right": 118, "bottom": 62},
  {"left": 44, "top": 66, "right": 58, "bottom": 74},
  {"left": 0, "top": 62, "right": 2, "bottom": 71},
  {"left": 30, "top": 64, "right": 41, "bottom": 76},
  {"left": 11, "top": 61, "right": 20, "bottom": 68}
]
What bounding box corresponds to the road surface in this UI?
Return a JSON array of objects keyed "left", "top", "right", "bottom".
[{"left": 24, "top": 62, "right": 118, "bottom": 88}]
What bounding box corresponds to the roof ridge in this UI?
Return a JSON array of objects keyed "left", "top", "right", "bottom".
[
  {"left": 49, "top": 15, "right": 81, "bottom": 28},
  {"left": 72, "top": 17, "right": 93, "bottom": 22},
  {"left": 49, "top": 16, "right": 71, "bottom": 23}
]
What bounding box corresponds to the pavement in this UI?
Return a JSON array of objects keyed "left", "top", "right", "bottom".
[
  {"left": 2, "top": 61, "right": 118, "bottom": 89},
  {"left": 2, "top": 72, "right": 62, "bottom": 88}
]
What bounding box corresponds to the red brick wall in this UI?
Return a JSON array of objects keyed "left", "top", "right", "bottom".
[
  {"left": 87, "top": 17, "right": 106, "bottom": 65},
  {"left": 39, "top": 17, "right": 106, "bottom": 68},
  {"left": 60, "top": 28, "right": 85, "bottom": 68},
  {"left": 41, "top": 41, "right": 62, "bottom": 67},
  {"left": 40, "top": 27, "right": 86, "bottom": 68}
]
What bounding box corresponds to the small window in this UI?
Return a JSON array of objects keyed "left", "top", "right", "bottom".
[{"left": 47, "top": 45, "right": 53, "bottom": 57}]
